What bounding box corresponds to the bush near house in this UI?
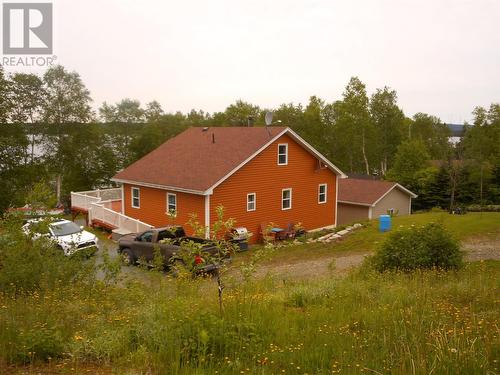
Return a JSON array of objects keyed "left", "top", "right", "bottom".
[{"left": 370, "top": 222, "right": 463, "bottom": 272}]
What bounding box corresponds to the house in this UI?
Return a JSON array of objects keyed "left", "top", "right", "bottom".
[
  {"left": 110, "top": 126, "right": 346, "bottom": 243},
  {"left": 337, "top": 178, "right": 417, "bottom": 225}
]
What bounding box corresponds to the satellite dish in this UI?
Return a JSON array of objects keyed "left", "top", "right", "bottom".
[{"left": 265, "top": 111, "right": 273, "bottom": 126}]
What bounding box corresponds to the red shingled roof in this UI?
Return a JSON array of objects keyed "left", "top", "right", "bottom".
[
  {"left": 112, "top": 126, "right": 287, "bottom": 193},
  {"left": 338, "top": 178, "right": 409, "bottom": 206}
]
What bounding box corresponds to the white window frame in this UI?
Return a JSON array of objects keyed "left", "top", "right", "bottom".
[
  {"left": 318, "top": 183, "right": 327, "bottom": 204},
  {"left": 282, "top": 188, "right": 292, "bottom": 210},
  {"left": 247, "top": 193, "right": 256, "bottom": 212},
  {"left": 277, "top": 143, "right": 288, "bottom": 165},
  {"left": 131, "top": 187, "right": 140, "bottom": 208},
  {"left": 167, "top": 193, "right": 177, "bottom": 212}
]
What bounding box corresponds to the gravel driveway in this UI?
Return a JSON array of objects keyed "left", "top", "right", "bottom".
[{"left": 252, "top": 235, "right": 500, "bottom": 281}]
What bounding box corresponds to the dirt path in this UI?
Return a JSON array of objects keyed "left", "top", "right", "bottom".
[
  {"left": 252, "top": 235, "right": 500, "bottom": 281},
  {"left": 254, "top": 252, "right": 369, "bottom": 280},
  {"left": 463, "top": 235, "right": 500, "bottom": 261}
]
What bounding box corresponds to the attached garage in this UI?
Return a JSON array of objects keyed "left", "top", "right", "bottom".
[{"left": 337, "top": 178, "right": 417, "bottom": 226}]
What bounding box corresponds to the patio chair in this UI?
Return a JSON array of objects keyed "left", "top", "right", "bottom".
[{"left": 276, "top": 222, "right": 296, "bottom": 240}]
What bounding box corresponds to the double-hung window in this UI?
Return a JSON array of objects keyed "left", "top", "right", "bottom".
[
  {"left": 131, "top": 187, "right": 140, "bottom": 208},
  {"left": 318, "top": 184, "right": 327, "bottom": 204},
  {"left": 282, "top": 188, "right": 292, "bottom": 210},
  {"left": 247, "top": 193, "right": 256, "bottom": 211},
  {"left": 278, "top": 144, "right": 288, "bottom": 165},
  {"left": 167, "top": 193, "right": 177, "bottom": 213}
]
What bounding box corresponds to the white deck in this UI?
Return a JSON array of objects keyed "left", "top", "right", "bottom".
[{"left": 71, "top": 189, "right": 153, "bottom": 234}]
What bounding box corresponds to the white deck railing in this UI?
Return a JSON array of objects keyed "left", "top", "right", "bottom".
[
  {"left": 71, "top": 188, "right": 122, "bottom": 211},
  {"left": 88, "top": 202, "right": 153, "bottom": 233},
  {"left": 71, "top": 189, "right": 153, "bottom": 233},
  {"left": 71, "top": 192, "right": 102, "bottom": 211}
]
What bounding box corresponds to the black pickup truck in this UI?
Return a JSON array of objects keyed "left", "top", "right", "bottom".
[{"left": 117, "top": 226, "right": 226, "bottom": 273}]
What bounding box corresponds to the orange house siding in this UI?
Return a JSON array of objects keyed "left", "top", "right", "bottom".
[
  {"left": 123, "top": 183, "right": 205, "bottom": 235},
  {"left": 210, "top": 134, "right": 337, "bottom": 243}
]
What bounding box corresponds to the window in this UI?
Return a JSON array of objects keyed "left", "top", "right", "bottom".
[
  {"left": 131, "top": 187, "right": 140, "bottom": 208},
  {"left": 167, "top": 193, "right": 177, "bottom": 212},
  {"left": 247, "top": 193, "right": 256, "bottom": 212},
  {"left": 278, "top": 143, "right": 288, "bottom": 165},
  {"left": 158, "top": 230, "right": 175, "bottom": 241},
  {"left": 138, "top": 231, "right": 153, "bottom": 242},
  {"left": 318, "top": 183, "right": 327, "bottom": 204},
  {"left": 282, "top": 188, "right": 292, "bottom": 210}
]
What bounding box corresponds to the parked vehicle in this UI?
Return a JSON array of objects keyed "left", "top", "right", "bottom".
[
  {"left": 450, "top": 206, "right": 467, "bottom": 215},
  {"left": 22, "top": 218, "right": 99, "bottom": 256},
  {"left": 117, "top": 226, "right": 228, "bottom": 273}
]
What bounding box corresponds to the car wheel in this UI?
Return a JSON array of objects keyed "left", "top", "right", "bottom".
[{"left": 121, "top": 249, "right": 135, "bottom": 266}]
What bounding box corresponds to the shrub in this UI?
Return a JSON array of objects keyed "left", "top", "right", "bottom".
[
  {"left": 371, "top": 222, "right": 463, "bottom": 272},
  {"left": 468, "top": 204, "right": 500, "bottom": 212},
  {"left": 0, "top": 213, "right": 94, "bottom": 295},
  {"left": 13, "top": 325, "right": 65, "bottom": 363}
]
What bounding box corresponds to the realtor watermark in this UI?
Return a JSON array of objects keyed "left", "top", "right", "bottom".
[{"left": 2, "top": 2, "right": 56, "bottom": 67}]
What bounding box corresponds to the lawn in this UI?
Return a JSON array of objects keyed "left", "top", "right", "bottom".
[
  {"left": 240, "top": 211, "right": 500, "bottom": 267},
  {"left": 0, "top": 211, "right": 499, "bottom": 374}
]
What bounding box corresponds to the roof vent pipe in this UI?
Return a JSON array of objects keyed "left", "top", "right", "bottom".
[
  {"left": 212, "top": 133, "right": 215, "bottom": 143},
  {"left": 247, "top": 116, "right": 254, "bottom": 127}
]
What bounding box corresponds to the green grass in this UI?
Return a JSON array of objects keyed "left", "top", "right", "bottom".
[
  {"left": 1, "top": 261, "right": 498, "bottom": 374},
  {"left": 239, "top": 212, "right": 500, "bottom": 266},
  {"left": 1, "top": 211, "right": 499, "bottom": 374}
]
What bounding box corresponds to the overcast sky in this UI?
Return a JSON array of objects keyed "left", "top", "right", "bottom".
[{"left": 4, "top": 0, "right": 500, "bottom": 123}]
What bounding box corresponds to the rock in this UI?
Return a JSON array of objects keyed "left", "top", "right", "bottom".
[
  {"left": 317, "top": 232, "right": 335, "bottom": 241},
  {"left": 353, "top": 223, "right": 363, "bottom": 229},
  {"left": 345, "top": 226, "right": 354, "bottom": 231},
  {"left": 337, "top": 229, "right": 350, "bottom": 236}
]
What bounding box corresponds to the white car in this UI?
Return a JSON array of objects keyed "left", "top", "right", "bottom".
[{"left": 22, "top": 218, "right": 98, "bottom": 256}]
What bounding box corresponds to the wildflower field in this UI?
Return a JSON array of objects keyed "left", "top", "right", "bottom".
[{"left": 0, "top": 213, "right": 499, "bottom": 374}]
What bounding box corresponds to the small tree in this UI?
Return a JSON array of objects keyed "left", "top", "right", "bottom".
[{"left": 173, "top": 205, "right": 239, "bottom": 315}]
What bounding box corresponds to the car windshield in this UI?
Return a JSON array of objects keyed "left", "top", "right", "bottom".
[{"left": 50, "top": 222, "right": 81, "bottom": 236}]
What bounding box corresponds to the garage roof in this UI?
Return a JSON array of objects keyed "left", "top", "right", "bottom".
[{"left": 338, "top": 178, "right": 417, "bottom": 207}]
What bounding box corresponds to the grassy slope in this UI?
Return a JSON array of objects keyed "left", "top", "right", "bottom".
[
  {"left": 2, "top": 262, "right": 498, "bottom": 374},
  {"left": 1, "top": 212, "right": 499, "bottom": 374},
  {"left": 243, "top": 212, "right": 500, "bottom": 266}
]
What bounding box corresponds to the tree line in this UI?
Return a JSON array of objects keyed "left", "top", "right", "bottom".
[{"left": 0, "top": 65, "right": 498, "bottom": 212}]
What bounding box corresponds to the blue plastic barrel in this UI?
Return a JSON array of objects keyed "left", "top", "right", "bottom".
[{"left": 379, "top": 215, "right": 391, "bottom": 232}]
